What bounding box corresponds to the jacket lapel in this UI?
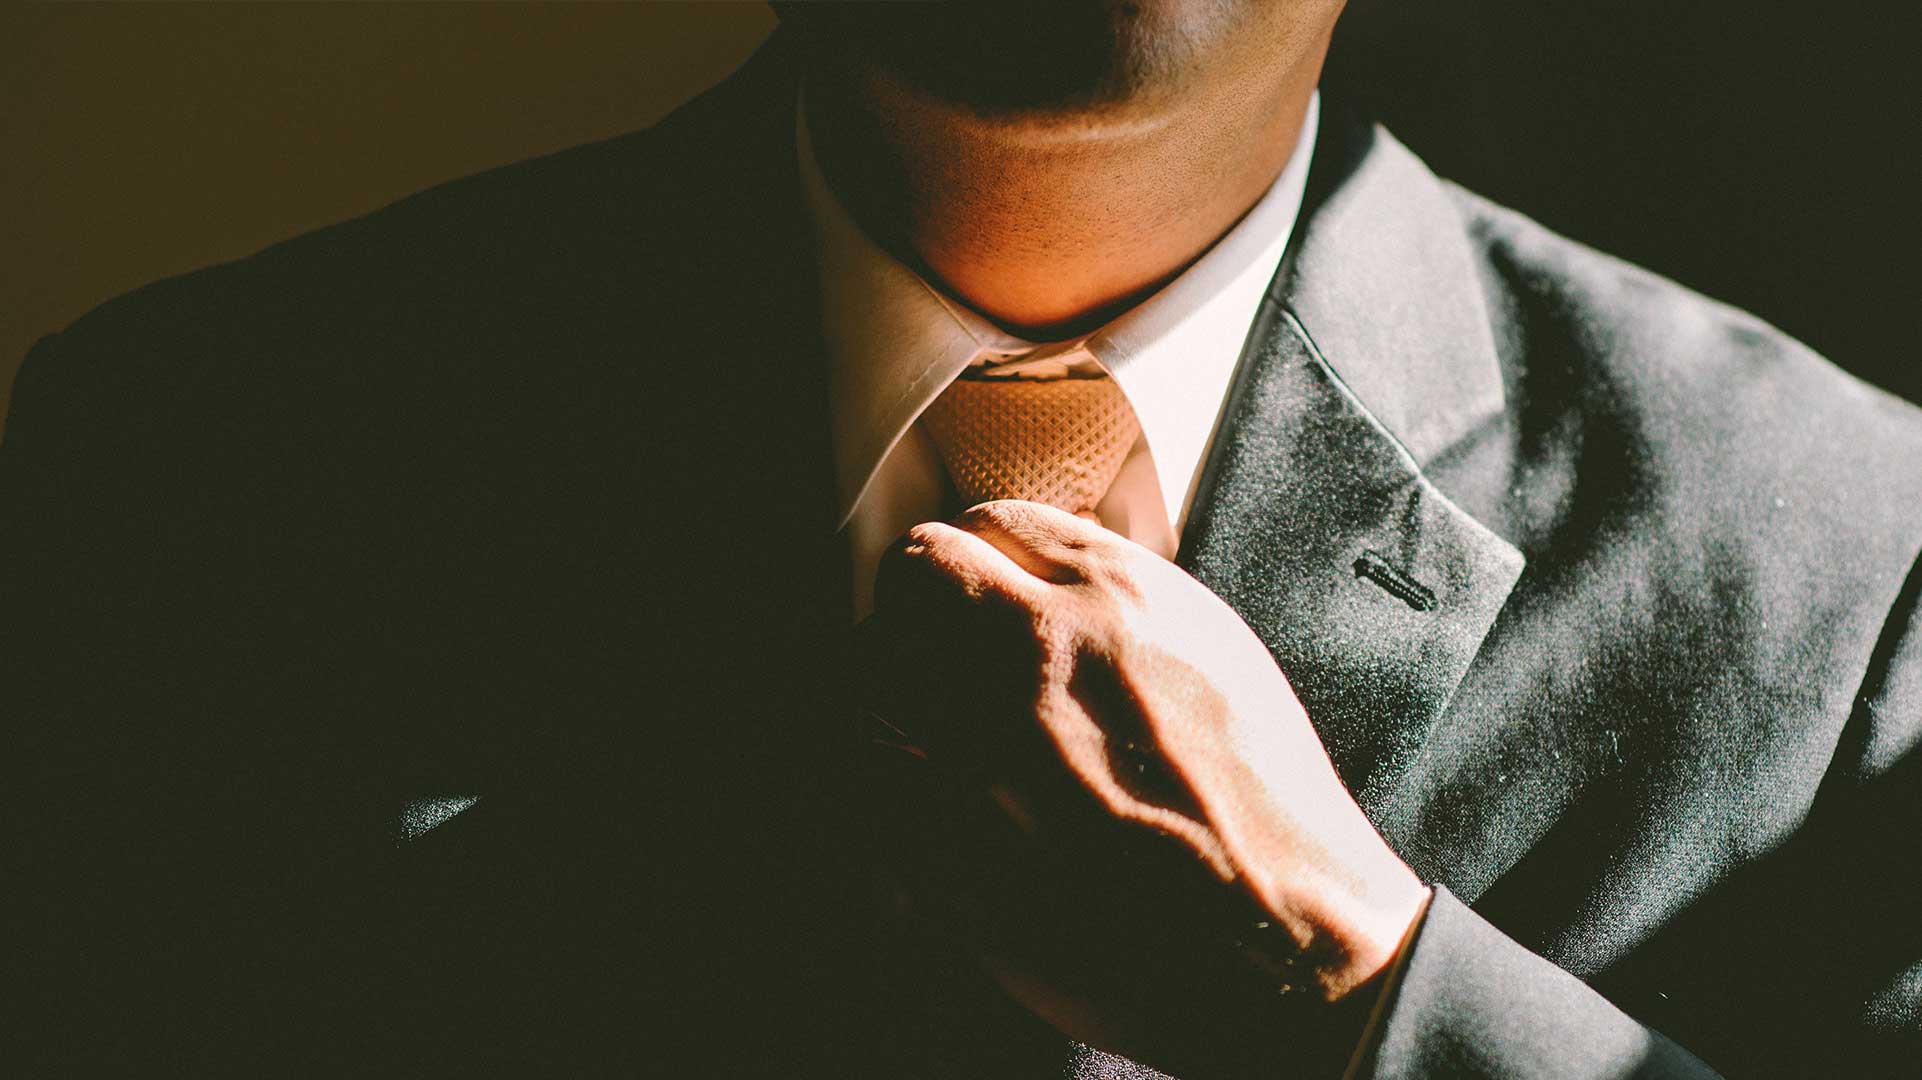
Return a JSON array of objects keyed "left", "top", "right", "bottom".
[{"left": 1178, "top": 111, "right": 1524, "bottom": 824}]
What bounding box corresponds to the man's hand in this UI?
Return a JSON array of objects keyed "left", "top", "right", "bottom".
[{"left": 862, "top": 500, "right": 1429, "bottom": 1074}]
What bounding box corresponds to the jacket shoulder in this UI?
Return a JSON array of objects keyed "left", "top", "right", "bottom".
[
  {"left": 1448, "top": 182, "right": 1922, "bottom": 520},
  {"left": 6, "top": 39, "right": 802, "bottom": 461},
  {"left": 4, "top": 132, "right": 617, "bottom": 440},
  {"left": 1444, "top": 184, "right": 1922, "bottom": 764},
  {"left": 1459, "top": 183, "right": 1918, "bottom": 435}
]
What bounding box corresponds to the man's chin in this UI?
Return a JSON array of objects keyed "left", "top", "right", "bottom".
[{"left": 781, "top": 0, "right": 1244, "bottom": 119}]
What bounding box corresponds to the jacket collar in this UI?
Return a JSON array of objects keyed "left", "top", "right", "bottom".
[
  {"left": 1178, "top": 108, "right": 1525, "bottom": 818},
  {"left": 1278, "top": 108, "right": 1508, "bottom": 469}
]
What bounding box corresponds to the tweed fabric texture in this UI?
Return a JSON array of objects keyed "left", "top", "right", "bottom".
[{"left": 919, "top": 372, "right": 1141, "bottom": 515}]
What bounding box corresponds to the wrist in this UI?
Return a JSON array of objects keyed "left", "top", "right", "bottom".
[
  {"left": 1323, "top": 868, "right": 1431, "bottom": 999},
  {"left": 1246, "top": 854, "right": 1429, "bottom": 1002},
  {"left": 1168, "top": 879, "right": 1429, "bottom": 1080}
]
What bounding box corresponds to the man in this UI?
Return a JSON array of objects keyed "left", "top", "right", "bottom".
[{"left": 6, "top": 2, "right": 1920, "bottom": 1076}]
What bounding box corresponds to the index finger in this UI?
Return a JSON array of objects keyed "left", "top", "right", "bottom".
[
  {"left": 951, "top": 499, "right": 1130, "bottom": 586},
  {"left": 873, "top": 518, "right": 1051, "bottom": 618}
]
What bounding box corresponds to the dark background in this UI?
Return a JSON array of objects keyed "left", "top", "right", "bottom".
[{"left": 6, "top": 2, "right": 1918, "bottom": 427}]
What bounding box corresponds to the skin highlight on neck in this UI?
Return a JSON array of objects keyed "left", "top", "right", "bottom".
[{"left": 800, "top": 10, "right": 1337, "bottom": 341}]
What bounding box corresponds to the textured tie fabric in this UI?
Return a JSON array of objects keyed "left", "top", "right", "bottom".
[{"left": 919, "top": 371, "right": 1143, "bottom": 516}]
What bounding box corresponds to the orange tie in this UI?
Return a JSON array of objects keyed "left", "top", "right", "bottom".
[{"left": 919, "top": 371, "right": 1142, "bottom": 518}]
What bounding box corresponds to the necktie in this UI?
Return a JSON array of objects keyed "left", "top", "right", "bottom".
[
  {"left": 919, "top": 371, "right": 1142, "bottom": 517},
  {"left": 879, "top": 371, "right": 1162, "bottom": 1076}
]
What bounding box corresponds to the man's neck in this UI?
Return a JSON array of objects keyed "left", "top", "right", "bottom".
[{"left": 802, "top": 31, "right": 1330, "bottom": 341}]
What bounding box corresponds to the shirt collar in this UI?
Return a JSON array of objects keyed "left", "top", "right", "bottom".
[{"left": 801, "top": 90, "right": 1320, "bottom": 532}]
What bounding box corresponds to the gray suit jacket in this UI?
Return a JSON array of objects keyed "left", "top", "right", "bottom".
[{"left": 7, "top": 34, "right": 1921, "bottom": 1077}]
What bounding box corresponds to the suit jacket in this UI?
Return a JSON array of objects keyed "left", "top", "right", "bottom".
[{"left": 7, "top": 33, "right": 1922, "bottom": 1078}]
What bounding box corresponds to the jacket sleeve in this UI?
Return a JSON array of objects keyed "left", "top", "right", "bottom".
[
  {"left": 1357, "top": 549, "right": 1922, "bottom": 1078},
  {"left": 1354, "top": 887, "right": 1719, "bottom": 1078}
]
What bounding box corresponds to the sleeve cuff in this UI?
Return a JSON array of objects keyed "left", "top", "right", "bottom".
[
  {"left": 1346, "top": 885, "right": 1719, "bottom": 1079},
  {"left": 1340, "top": 885, "right": 1432, "bottom": 1079}
]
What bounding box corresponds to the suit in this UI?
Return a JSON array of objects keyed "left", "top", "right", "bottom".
[{"left": 7, "top": 33, "right": 1922, "bottom": 1077}]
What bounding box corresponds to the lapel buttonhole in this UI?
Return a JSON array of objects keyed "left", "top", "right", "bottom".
[{"left": 1353, "top": 549, "right": 1438, "bottom": 612}]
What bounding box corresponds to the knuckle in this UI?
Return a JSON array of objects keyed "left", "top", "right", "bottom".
[{"left": 1076, "top": 546, "right": 1138, "bottom": 592}]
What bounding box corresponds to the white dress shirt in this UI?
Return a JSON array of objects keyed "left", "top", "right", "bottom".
[{"left": 801, "top": 93, "right": 1320, "bottom": 618}]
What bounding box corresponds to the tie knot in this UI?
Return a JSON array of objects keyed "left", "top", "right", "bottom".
[{"left": 919, "top": 372, "right": 1143, "bottom": 516}]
